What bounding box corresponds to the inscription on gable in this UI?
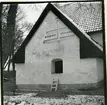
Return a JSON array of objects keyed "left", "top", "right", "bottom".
[
  {"left": 45, "top": 29, "right": 57, "bottom": 41},
  {"left": 59, "top": 27, "right": 74, "bottom": 38},
  {"left": 44, "top": 27, "right": 74, "bottom": 41}
]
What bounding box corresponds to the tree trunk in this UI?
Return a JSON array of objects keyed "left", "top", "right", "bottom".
[
  {"left": 7, "top": 4, "right": 18, "bottom": 71},
  {"left": 0, "top": 4, "right": 3, "bottom": 73}
]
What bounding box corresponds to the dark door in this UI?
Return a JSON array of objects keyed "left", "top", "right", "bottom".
[{"left": 55, "top": 61, "right": 63, "bottom": 73}]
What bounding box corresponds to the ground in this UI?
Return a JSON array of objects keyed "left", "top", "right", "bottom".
[
  {"left": 4, "top": 93, "right": 104, "bottom": 105},
  {"left": 3, "top": 85, "right": 105, "bottom": 105},
  {"left": 3, "top": 80, "right": 105, "bottom": 105}
]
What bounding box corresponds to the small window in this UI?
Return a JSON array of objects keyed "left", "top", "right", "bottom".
[{"left": 51, "top": 59, "right": 63, "bottom": 74}]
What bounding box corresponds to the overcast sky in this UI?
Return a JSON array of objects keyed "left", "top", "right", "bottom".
[
  {"left": 19, "top": 3, "right": 47, "bottom": 23},
  {"left": 19, "top": 2, "right": 69, "bottom": 23},
  {"left": 18, "top": 2, "right": 70, "bottom": 37}
]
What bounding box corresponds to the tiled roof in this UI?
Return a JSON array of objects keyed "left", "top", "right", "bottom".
[
  {"left": 13, "top": 3, "right": 103, "bottom": 63},
  {"left": 59, "top": 2, "right": 102, "bottom": 33}
]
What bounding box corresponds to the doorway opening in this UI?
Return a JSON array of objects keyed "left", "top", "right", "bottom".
[{"left": 51, "top": 59, "right": 63, "bottom": 74}]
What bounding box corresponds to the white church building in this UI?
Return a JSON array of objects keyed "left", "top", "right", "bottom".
[{"left": 13, "top": 3, "right": 104, "bottom": 91}]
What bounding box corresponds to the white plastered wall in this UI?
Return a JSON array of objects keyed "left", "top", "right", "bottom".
[{"left": 15, "top": 11, "right": 102, "bottom": 85}]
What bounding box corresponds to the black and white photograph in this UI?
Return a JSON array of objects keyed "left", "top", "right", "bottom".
[{"left": 1, "top": 1, "right": 105, "bottom": 105}]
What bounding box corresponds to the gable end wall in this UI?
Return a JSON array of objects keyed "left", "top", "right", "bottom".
[{"left": 15, "top": 10, "right": 103, "bottom": 90}]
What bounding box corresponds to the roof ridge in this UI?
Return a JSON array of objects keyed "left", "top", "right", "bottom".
[{"left": 60, "top": 1, "right": 102, "bottom": 7}]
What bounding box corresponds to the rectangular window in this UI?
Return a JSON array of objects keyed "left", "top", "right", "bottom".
[{"left": 52, "top": 59, "right": 63, "bottom": 74}]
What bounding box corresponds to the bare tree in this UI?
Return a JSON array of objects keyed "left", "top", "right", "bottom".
[
  {"left": 2, "top": 4, "right": 33, "bottom": 70},
  {"left": 2, "top": 4, "right": 41, "bottom": 70},
  {"left": 0, "top": 4, "right": 3, "bottom": 70},
  {"left": 3, "top": 4, "right": 18, "bottom": 71}
]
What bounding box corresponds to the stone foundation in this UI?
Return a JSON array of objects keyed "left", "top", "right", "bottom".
[{"left": 16, "top": 80, "right": 104, "bottom": 92}]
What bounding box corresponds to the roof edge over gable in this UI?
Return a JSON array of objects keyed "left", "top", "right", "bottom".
[
  {"left": 52, "top": 4, "right": 103, "bottom": 52},
  {"left": 13, "top": 3, "right": 103, "bottom": 63}
]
